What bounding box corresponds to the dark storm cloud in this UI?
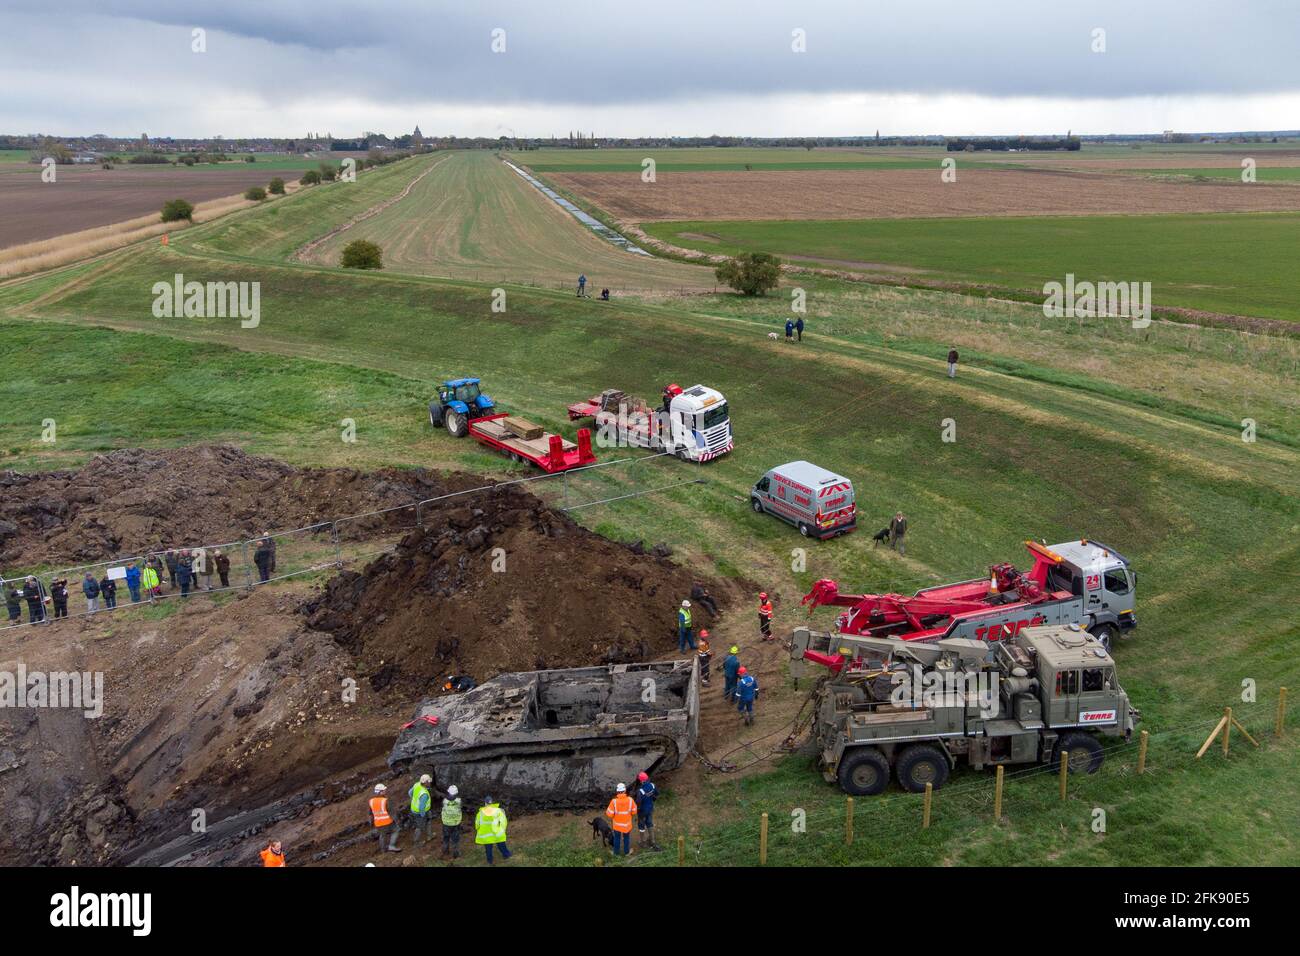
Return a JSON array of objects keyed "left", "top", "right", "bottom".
[{"left": 5, "top": 0, "right": 1298, "bottom": 109}]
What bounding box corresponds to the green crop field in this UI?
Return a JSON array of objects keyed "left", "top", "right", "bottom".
[
  {"left": 2, "top": 148, "right": 1297, "bottom": 866},
  {"left": 1133, "top": 167, "right": 1300, "bottom": 181},
  {"left": 644, "top": 212, "right": 1300, "bottom": 323}
]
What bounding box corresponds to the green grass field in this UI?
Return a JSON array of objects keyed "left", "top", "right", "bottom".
[
  {"left": 508, "top": 146, "right": 1004, "bottom": 173},
  {"left": 1, "top": 149, "right": 1297, "bottom": 866},
  {"left": 1133, "top": 167, "right": 1300, "bottom": 181},
  {"left": 644, "top": 212, "right": 1300, "bottom": 323}
]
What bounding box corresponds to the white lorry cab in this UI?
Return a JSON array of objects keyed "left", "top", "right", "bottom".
[
  {"left": 570, "top": 383, "right": 733, "bottom": 462},
  {"left": 752, "top": 461, "right": 856, "bottom": 539}
]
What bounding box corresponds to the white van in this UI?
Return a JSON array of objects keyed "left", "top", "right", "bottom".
[{"left": 751, "top": 461, "right": 856, "bottom": 539}]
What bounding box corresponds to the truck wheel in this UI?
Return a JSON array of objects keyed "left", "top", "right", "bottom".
[
  {"left": 895, "top": 744, "right": 951, "bottom": 793},
  {"left": 445, "top": 410, "right": 467, "bottom": 437},
  {"left": 837, "top": 747, "right": 890, "bottom": 796},
  {"left": 751, "top": 498, "right": 764, "bottom": 513},
  {"left": 798, "top": 522, "right": 811, "bottom": 538},
  {"left": 1088, "top": 623, "right": 1116, "bottom": 652},
  {"left": 1054, "top": 732, "right": 1105, "bottom": 774}
]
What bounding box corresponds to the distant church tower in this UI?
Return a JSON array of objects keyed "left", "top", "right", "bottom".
[{"left": 412, "top": 126, "right": 424, "bottom": 147}]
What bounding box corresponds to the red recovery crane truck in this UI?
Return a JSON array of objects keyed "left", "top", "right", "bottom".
[{"left": 798, "top": 539, "right": 1137, "bottom": 671}]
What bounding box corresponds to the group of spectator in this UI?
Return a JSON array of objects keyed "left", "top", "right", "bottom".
[{"left": 3, "top": 535, "right": 276, "bottom": 626}]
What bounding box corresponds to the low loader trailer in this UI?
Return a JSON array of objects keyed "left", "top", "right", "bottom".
[
  {"left": 568, "top": 383, "right": 733, "bottom": 462},
  {"left": 468, "top": 413, "right": 596, "bottom": 473},
  {"left": 790, "top": 623, "right": 1139, "bottom": 796},
  {"left": 801, "top": 539, "right": 1137, "bottom": 659}
]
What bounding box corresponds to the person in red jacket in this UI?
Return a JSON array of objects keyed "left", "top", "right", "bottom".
[{"left": 758, "top": 592, "right": 774, "bottom": 640}]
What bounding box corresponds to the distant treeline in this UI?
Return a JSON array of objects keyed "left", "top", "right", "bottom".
[{"left": 946, "top": 137, "right": 1081, "bottom": 152}]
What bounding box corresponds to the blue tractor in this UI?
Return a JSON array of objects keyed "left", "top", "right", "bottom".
[{"left": 429, "top": 378, "right": 496, "bottom": 437}]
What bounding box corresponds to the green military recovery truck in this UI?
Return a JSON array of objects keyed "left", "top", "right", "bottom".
[{"left": 790, "top": 623, "right": 1140, "bottom": 796}]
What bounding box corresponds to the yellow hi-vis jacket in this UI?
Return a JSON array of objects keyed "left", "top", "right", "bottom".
[{"left": 475, "top": 804, "right": 508, "bottom": 844}]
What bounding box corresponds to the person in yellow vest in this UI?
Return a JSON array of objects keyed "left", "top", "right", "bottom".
[
  {"left": 259, "top": 839, "right": 285, "bottom": 867},
  {"left": 369, "top": 783, "right": 400, "bottom": 853},
  {"left": 438, "top": 783, "right": 463, "bottom": 860},
  {"left": 605, "top": 782, "right": 637, "bottom": 857},
  {"left": 409, "top": 774, "right": 433, "bottom": 845},
  {"left": 141, "top": 564, "right": 160, "bottom": 601},
  {"left": 475, "top": 796, "right": 512, "bottom": 864}
]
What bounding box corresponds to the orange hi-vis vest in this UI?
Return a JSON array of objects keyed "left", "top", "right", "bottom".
[
  {"left": 260, "top": 846, "right": 285, "bottom": 867},
  {"left": 759, "top": 600, "right": 773, "bottom": 619},
  {"left": 370, "top": 796, "right": 393, "bottom": 827},
  {"left": 606, "top": 794, "right": 637, "bottom": 833}
]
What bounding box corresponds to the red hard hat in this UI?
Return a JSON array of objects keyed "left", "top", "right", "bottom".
[
  {"left": 759, "top": 592, "right": 768, "bottom": 600},
  {"left": 699, "top": 628, "right": 710, "bottom": 638},
  {"left": 637, "top": 772, "right": 649, "bottom": 782},
  {"left": 738, "top": 666, "right": 747, "bottom": 675}
]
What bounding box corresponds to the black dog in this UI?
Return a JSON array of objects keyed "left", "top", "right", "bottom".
[
  {"left": 871, "top": 527, "right": 892, "bottom": 546},
  {"left": 589, "top": 816, "right": 616, "bottom": 849}
]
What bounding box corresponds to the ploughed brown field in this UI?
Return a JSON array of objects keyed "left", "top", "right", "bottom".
[
  {"left": 547, "top": 167, "right": 1300, "bottom": 221},
  {"left": 0, "top": 163, "right": 317, "bottom": 248}
]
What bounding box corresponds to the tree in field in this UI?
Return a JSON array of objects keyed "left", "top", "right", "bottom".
[
  {"left": 715, "top": 252, "right": 782, "bottom": 296},
  {"left": 160, "top": 198, "right": 195, "bottom": 223},
  {"left": 318, "top": 162, "right": 338, "bottom": 182},
  {"left": 341, "top": 240, "right": 383, "bottom": 270},
  {"left": 244, "top": 186, "right": 267, "bottom": 201},
  {"left": 299, "top": 169, "right": 321, "bottom": 185},
  {"left": 268, "top": 177, "right": 285, "bottom": 195}
]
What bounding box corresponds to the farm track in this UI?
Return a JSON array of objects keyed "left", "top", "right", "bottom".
[
  {"left": 291, "top": 153, "right": 451, "bottom": 262},
  {"left": 297, "top": 151, "right": 716, "bottom": 292}
]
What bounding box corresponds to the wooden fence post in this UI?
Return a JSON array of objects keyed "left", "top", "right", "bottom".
[
  {"left": 1278, "top": 688, "right": 1289, "bottom": 737},
  {"left": 1136, "top": 730, "right": 1149, "bottom": 774},
  {"left": 759, "top": 813, "right": 768, "bottom": 865},
  {"left": 845, "top": 797, "right": 854, "bottom": 846},
  {"left": 922, "top": 782, "right": 932, "bottom": 829},
  {"left": 993, "top": 764, "right": 1004, "bottom": 822},
  {"left": 677, "top": 834, "right": 684, "bottom": 867},
  {"left": 1222, "top": 706, "right": 1232, "bottom": 757},
  {"left": 1059, "top": 749, "right": 1069, "bottom": 800}
]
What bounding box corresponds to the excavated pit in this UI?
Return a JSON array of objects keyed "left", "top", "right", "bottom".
[{"left": 0, "top": 445, "right": 736, "bottom": 865}]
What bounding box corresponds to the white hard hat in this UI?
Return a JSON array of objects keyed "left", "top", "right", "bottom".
[
  {"left": 616, "top": 782, "right": 627, "bottom": 792},
  {"left": 447, "top": 785, "right": 458, "bottom": 797},
  {"left": 681, "top": 600, "right": 691, "bottom": 607},
  {"left": 419, "top": 774, "right": 432, "bottom": 785},
  {"left": 374, "top": 784, "right": 386, "bottom": 793}
]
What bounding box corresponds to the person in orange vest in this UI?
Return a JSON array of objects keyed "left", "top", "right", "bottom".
[
  {"left": 758, "top": 592, "right": 774, "bottom": 640},
  {"left": 259, "top": 839, "right": 285, "bottom": 867},
  {"left": 369, "top": 783, "right": 400, "bottom": 853},
  {"left": 605, "top": 782, "right": 637, "bottom": 857}
]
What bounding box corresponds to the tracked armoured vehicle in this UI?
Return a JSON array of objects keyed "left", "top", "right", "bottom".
[
  {"left": 790, "top": 623, "right": 1139, "bottom": 796},
  {"left": 388, "top": 659, "right": 699, "bottom": 808}
]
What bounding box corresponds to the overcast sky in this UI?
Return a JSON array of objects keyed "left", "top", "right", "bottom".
[{"left": 2, "top": 0, "right": 1297, "bottom": 138}]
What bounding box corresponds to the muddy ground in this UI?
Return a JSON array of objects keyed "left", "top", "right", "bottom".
[
  {"left": 0, "top": 446, "right": 779, "bottom": 867},
  {"left": 0, "top": 444, "right": 478, "bottom": 568}
]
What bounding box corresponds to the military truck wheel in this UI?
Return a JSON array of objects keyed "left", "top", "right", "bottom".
[
  {"left": 445, "top": 410, "right": 468, "bottom": 437},
  {"left": 895, "top": 744, "right": 951, "bottom": 793},
  {"left": 1054, "top": 732, "right": 1105, "bottom": 774},
  {"left": 837, "top": 747, "right": 890, "bottom": 796},
  {"left": 1088, "top": 622, "right": 1116, "bottom": 652}
]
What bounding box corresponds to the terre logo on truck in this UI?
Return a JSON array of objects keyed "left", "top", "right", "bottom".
[{"left": 1080, "top": 709, "right": 1118, "bottom": 723}]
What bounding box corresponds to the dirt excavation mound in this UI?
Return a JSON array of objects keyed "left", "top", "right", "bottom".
[
  {"left": 302, "top": 488, "right": 741, "bottom": 694},
  {"left": 0, "top": 446, "right": 741, "bottom": 866},
  {"left": 0, "top": 444, "right": 473, "bottom": 568}
]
